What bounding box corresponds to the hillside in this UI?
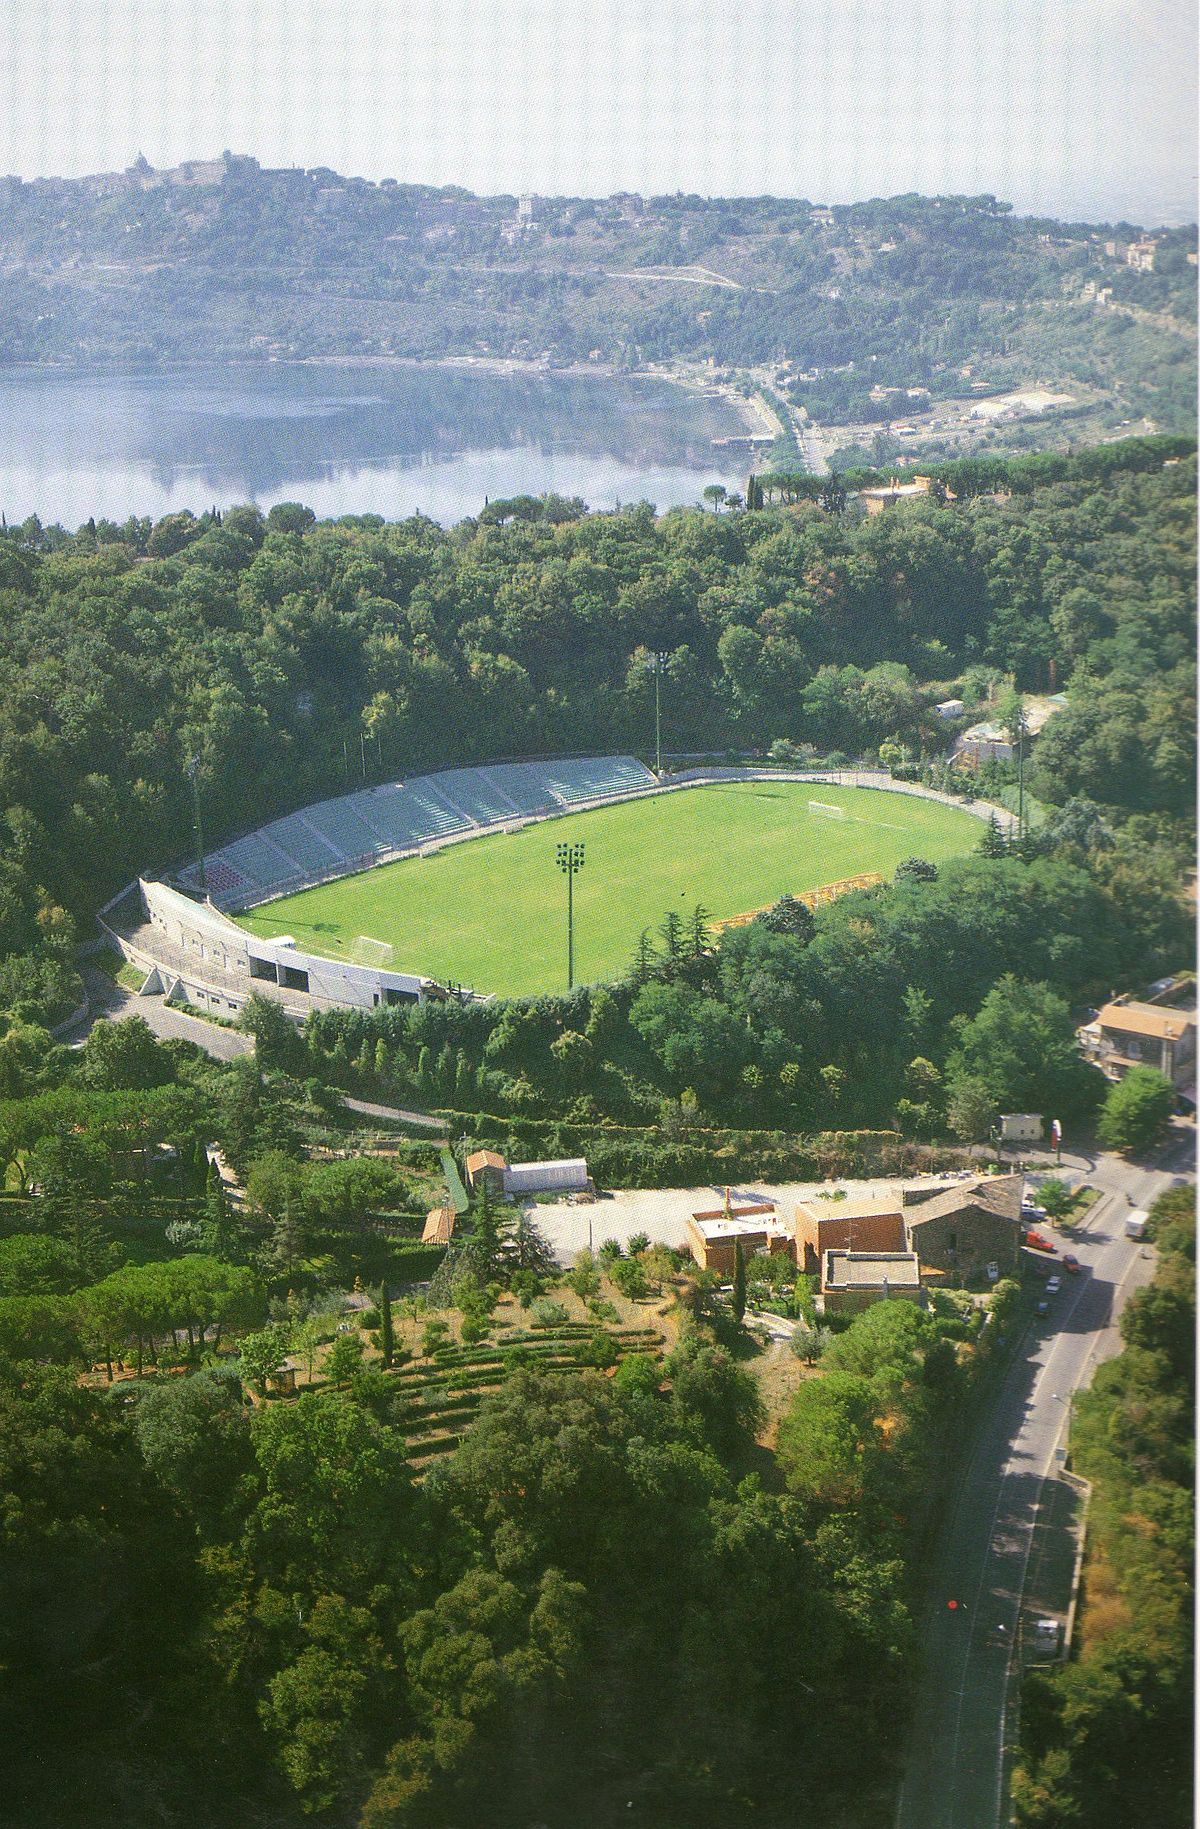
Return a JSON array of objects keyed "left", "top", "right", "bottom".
[{"left": 0, "top": 154, "right": 1195, "bottom": 456}]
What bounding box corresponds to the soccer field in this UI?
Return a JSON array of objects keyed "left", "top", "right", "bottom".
[{"left": 237, "top": 781, "right": 980, "bottom": 998}]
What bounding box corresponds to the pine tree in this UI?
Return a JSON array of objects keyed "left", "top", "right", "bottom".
[
  {"left": 978, "top": 813, "right": 1008, "bottom": 858},
  {"left": 732, "top": 1239, "right": 747, "bottom": 1324},
  {"left": 630, "top": 928, "right": 656, "bottom": 985},
  {"left": 378, "top": 1281, "right": 395, "bottom": 1369},
  {"left": 687, "top": 904, "right": 710, "bottom": 958},
  {"left": 659, "top": 910, "right": 683, "bottom": 963}
]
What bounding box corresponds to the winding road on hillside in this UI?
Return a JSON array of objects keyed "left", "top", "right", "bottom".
[{"left": 894, "top": 1140, "right": 1193, "bottom": 1829}]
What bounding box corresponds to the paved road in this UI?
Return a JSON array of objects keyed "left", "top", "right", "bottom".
[
  {"left": 74, "top": 969, "right": 255, "bottom": 1061},
  {"left": 75, "top": 974, "right": 444, "bottom": 1129},
  {"left": 895, "top": 1149, "right": 1188, "bottom": 1829},
  {"left": 342, "top": 1095, "right": 446, "bottom": 1132}
]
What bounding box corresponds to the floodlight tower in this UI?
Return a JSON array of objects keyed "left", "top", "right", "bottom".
[
  {"left": 556, "top": 840, "right": 586, "bottom": 991},
  {"left": 187, "top": 754, "right": 207, "bottom": 896},
  {"left": 653, "top": 650, "right": 669, "bottom": 776}
]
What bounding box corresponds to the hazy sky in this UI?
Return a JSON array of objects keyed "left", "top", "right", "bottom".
[{"left": 1, "top": 0, "right": 1195, "bottom": 223}]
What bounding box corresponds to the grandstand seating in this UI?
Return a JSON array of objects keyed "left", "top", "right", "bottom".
[
  {"left": 179, "top": 857, "right": 250, "bottom": 899},
  {"left": 180, "top": 756, "right": 659, "bottom": 905},
  {"left": 425, "top": 768, "right": 515, "bottom": 826},
  {"left": 478, "top": 764, "right": 556, "bottom": 817},
  {"left": 266, "top": 814, "right": 343, "bottom": 877},
  {"left": 221, "top": 833, "right": 302, "bottom": 893},
  {"left": 303, "top": 798, "right": 385, "bottom": 860},
  {"left": 355, "top": 784, "right": 468, "bottom": 850},
  {"left": 535, "top": 755, "right": 656, "bottom": 805}
]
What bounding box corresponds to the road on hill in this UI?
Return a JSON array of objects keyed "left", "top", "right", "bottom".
[
  {"left": 894, "top": 1144, "right": 1191, "bottom": 1829},
  {"left": 73, "top": 972, "right": 443, "bottom": 1129}
]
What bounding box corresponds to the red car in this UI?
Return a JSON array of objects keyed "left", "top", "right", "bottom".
[
  {"left": 1025, "top": 1230, "right": 1056, "bottom": 1253},
  {"left": 1062, "top": 1254, "right": 1081, "bottom": 1274}
]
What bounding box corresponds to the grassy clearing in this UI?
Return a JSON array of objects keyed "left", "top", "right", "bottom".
[
  {"left": 93, "top": 946, "right": 149, "bottom": 994},
  {"left": 237, "top": 780, "right": 980, "bottom": 998}
]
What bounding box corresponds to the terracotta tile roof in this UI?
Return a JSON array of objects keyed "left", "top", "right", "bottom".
[
  {"left": 465, "top": 1149, "right": 506, "bottom": 1173},
  {"left": 904, "top": 1174, "right": 1023, "bottom": 1228},
  {"left": 1095, "top": 1001, "right": 1194, "bottom": 1043},
  {"left": 422, "top": 1206, "right": 456, "bottom": 1244}
]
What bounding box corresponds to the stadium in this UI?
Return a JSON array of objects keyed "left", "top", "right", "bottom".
[{"left": 101, "top": 756, "right": 1009, "bottom": 1013}]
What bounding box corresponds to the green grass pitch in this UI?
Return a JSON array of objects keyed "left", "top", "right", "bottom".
[{"left": 237, "top": 781, "right": 980, "bottom": 999}]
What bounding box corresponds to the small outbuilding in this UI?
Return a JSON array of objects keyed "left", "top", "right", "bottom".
[
  {"left": 502, "top": 1157, "right": 590, "bottom": 1198},
  {"left": 465, "top": 1149, "right": 507, "bottom": 1192},
  {"left": 422, "top": 1205, "right": 457, "bottom": 1245}
]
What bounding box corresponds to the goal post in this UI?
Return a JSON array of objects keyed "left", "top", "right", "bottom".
[
  {"left": 350, "top": 935, "right": 395, "bottom": 970},
  {"left": 808, "top": 800, "right": 847, "bottom": 819}
]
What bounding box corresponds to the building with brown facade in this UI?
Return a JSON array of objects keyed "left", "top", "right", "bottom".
[
  {"left": 793, "top": 1192, "right": 907, "bottom": 1274},
  {"left": 901, "top": 1175, "right": 1023, "bottom": 1281}
]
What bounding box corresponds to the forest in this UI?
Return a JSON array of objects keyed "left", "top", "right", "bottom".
[
  {"left": 0, "top": 160, "right": 1195, "bottom": 433},
  {"left": 0, "top": 997, "right": 1020, "bottom": 1829},
  {"left": 0, "top": 436, "right": 1193, "bottom": 1045}
]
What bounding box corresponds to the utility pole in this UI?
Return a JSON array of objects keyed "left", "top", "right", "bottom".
[
  {"left": 187, "top": 754, "right": 207, "bottom": 895},
  {"left": 556, "top": 841, "right": 585, "bottom": 991},
  {"left": 360, "top": 730, "right": 367, "bottom": 781},
  {"left": 1017, "top": 711, "right": 1026, "bottom": 844}
]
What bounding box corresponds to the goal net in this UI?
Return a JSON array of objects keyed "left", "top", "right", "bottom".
[
  {"left": 808, "top": 800, "right": 847, "bottom": 820},
  {"left": 350, "top": 935, "right": 395, "bottom": 970}
]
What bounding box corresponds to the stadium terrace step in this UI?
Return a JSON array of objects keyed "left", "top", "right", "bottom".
[{"left": 178, "top": 756, "right": 661, "bottom": 907}]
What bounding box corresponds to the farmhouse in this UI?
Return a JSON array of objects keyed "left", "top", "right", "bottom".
[{"left": 902, "top": 1174, "right": 1024, "bottom": 1280}]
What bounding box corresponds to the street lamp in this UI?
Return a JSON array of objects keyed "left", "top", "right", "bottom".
[
  {"left": 187, "top": 754, "right": 207, "bottom": 896},
  {"left": 653, "top": 651, "right": 668, "bottom": 776},
  {"left": 556, "top": 841, "right": 585, "bottom": 991}
]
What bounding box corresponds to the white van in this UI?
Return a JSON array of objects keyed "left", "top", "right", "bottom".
[{"left": 1125, "top": 1210, "right": 1148, "bottom": 1240}]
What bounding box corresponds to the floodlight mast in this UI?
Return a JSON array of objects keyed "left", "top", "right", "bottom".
[
  {"left": 556, "top": 841, "right": 586, "bottom": 990},
  {"left": 654, "top": 650, "right": 668, "bottom": 776},
  {"left": 187, "top": 754, "right": 206, "bottom": 895}
]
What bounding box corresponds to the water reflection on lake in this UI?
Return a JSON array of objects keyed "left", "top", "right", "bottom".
[{"left": 0, "top": 362, "right": 749, "bottom": 526}]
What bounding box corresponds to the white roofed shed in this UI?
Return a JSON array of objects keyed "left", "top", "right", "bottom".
[{"left": 503, "top": 1157, "right": 590, "bottom": 1197}]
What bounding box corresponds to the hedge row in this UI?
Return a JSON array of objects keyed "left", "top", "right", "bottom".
[{"left": 437, "top": 1112, "right": 905, "bottom": 1189}]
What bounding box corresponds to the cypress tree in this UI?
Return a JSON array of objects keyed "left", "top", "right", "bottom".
[
  {"left": 378, "top": 1281, "right": 395, "bottom": 1369},
  {"left": 732, "top": 1239, "right": 747, "bottom": 1324}
]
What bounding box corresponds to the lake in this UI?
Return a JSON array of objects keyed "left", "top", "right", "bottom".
[{"left": 0, "top": 362, "right": 752, "bottom": 528}]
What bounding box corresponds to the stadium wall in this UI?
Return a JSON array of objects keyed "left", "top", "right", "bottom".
[{"left": 105, "top": 880, "right": 437, "bottom": 1019}]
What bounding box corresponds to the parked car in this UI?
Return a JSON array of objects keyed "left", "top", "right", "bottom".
[
  {"left": 1025, "top": 1229, "right": 1056, "bottom": 1252},
  {"left": 1022, "top": 1200, "right": 1047, "bottom": 1220},
  {"left": 1062, "top": 1254, "right": 1081, "bottom": 1274},
  {"left": 1045, "top": 1275, "right": 1062, "bottom": 1295}
]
